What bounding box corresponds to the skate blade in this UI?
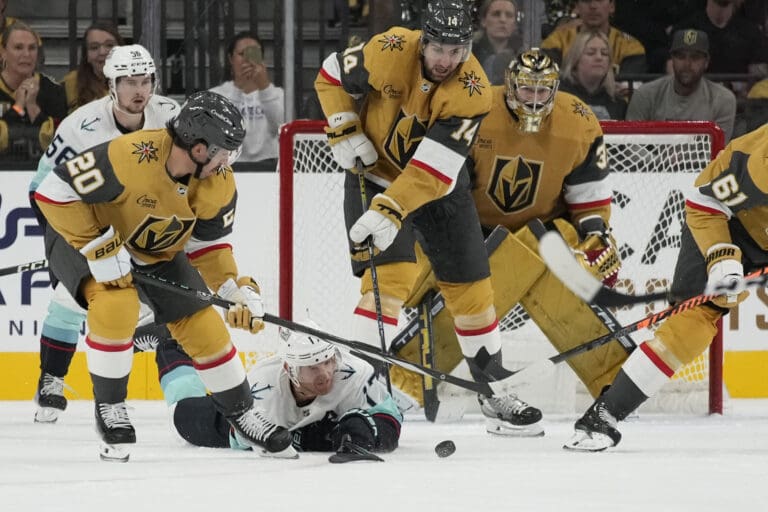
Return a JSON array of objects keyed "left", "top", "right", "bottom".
[
  {"left": 562, "top": 431, "right": 614, "bottom": 452},
  {"left": 34, "top": 407, "right": 61, "bottom": 424},
  {"left": 99, "top": 441, "right": 131, "bottom": 462},
  {"left": 485, "top": 418, "right": 545, "bottom": 438},
  {"left": 259, "top": 445, "right": 299, "bottom": 459}
]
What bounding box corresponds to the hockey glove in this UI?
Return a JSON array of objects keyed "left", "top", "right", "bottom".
[
  {"left": 349, "top": 194, "right": 404, "bottom": 252},
  {"left": 705, "top": 243, "right": 748, "bottom": 308},
  {"left": 79, "top": 226, "right": 133, "bottom": 288},
  {"left": 331, "top": 408, "right": 378, "bottom": 452},
  {"left": 291, "top": 412, "right": 337, "bottom": 452},
  {"left": 217, "top": 276, "right": 265, "bottom": 333},
  {"left": 324, "top": 112, "right": 378, "bottom": 170},
  {"left": 574, "top": 216, "right": 620, "bottom": 288}
]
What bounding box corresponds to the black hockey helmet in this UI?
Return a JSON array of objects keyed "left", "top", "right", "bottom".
[
  {"left": 171, "top": 91, "right": 245, "bottom": 152},
  {"left": 422, "top": 0, "right": 474, "bottom": 46}
]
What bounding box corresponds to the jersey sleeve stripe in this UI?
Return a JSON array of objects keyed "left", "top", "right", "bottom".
[
  {"left": 32, "top": 192, "right": 76, "bottom": 206},
  {"left": 410, "top": 137, "right": 465, "bottom": 185},
  {"left": 567, "top": 197, "right": 612, "bottom": 210},
  {"left": 563, "top": 180, "right": 611, "bottom": 207},
  {"left": 187, "top": 242, "right": 233, "bottom": 260},
  {"left": 319, "top": 53, "right": 342, "bottom": 86},
  {"left": 685, "top": 194, "right": 732, "bottom": 217}
]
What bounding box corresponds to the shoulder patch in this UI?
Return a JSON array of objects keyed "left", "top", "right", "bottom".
[
  {"left": 459, "top": 70, "right": 486, "bottom": 97},
  {"left": 131, "top": 140, "right": 160, "bottom": 164},
  {"left": 378, "top": 33, "right": 406, "bottom": 52},
  {"left": 571, "top": 98, "right": 592, "bottom": 119}
]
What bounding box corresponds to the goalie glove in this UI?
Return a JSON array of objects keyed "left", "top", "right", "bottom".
[
  {"left": 705, "top": 243, "right": 748, "bottom": 308},
  {"left": 79, "top": 226, "right": 133, "bottom": 288},
  {"left": 217, "top": 276, "right": 265, "bottom": 333},
  {"left": 349, "top": 194, "right": 404, "bottom": 252},
  {"left": 574, "top": 216, "right": 620, "bottom": 288},
  {"left": 324, "top": 112, "right": 378, "bottom": 170}
]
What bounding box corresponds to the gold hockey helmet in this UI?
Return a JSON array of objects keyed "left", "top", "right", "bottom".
[{"left": 505, "top": 49, "right": 560, "bottom": 133}]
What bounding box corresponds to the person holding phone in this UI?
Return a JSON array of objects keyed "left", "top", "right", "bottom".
[{"left": 210, "top": 31, "right": 284, "bottom": 166}]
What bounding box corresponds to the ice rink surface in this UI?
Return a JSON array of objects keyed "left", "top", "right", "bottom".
[{"left": 2, "top": 399, "right": 767, "bottom": 512}]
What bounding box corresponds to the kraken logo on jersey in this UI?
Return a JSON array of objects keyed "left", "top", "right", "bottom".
[
  {"left": 128, "top": 214, "right": 196, "bottom": 252},
  {"left": 459, "top": 70, "right": 485, "bottom": 97},
  {"left": 487, "top": 155, "right": 542, "bottom": 213},
  {"left": 378, "top": 33, "right": 405, "bottom": 52},
  {"left": 132, "top": 140, "right": 159, "bottom": 164},
  {"left": 384, "top": 110, "right": 428, "bottom": 169}
]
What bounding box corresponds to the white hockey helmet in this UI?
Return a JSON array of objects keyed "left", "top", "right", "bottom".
[
  {"left": 280, "top": 321, "right": 340, "bottom": 386},
  {"left": 103, "top": 44, "right": 157, "bottom": 99}
]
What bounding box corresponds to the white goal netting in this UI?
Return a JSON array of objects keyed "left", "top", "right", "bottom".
[{"left": 273, "top": 120, "right": 725, "bottom": 415}]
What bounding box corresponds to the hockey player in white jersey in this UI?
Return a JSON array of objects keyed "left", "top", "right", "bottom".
[
  {"left": 29, "top": 44, "right": 179, "bottom": 423},
  {"left": 156, "top": 323, "right": 402, "bottom": 459}
]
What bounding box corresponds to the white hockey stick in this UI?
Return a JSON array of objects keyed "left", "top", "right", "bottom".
[{"left": 538, "top": 229, "right": 768, "bottom": 307}]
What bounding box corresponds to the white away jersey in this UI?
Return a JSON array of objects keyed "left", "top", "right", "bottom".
[
  {"left": 30, "top": 94, "right": 180, "bottom": 192},
  {"left": 247, "top": 352, "right": 401, "bottom": 431}
]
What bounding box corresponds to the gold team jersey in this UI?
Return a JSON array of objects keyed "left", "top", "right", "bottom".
[
  {"left": 469, "top": 88, "right": 611, "bottom": 230},
  {"left": 33, "top": 129, "right": 240, "bottom": 291},
  {"left": 686, "top": 123, "right": 768, "bottom": 255},
  {"left": 315, "top": 27, "right": 492, "bottom": 215},
  {"left": 541, "top": 26, "right": 645, "bottom": 73}
]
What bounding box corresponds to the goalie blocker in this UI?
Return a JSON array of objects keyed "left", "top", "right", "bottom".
[{"left": 390, "top": 221, "right": 629, "bottom": 416}]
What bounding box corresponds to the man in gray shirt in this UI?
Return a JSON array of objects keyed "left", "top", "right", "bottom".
[{"left": 626, "top": 29, "right": 737, "bottom": 140}]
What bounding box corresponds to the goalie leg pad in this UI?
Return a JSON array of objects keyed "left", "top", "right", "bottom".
[{"left": 650, "top": 305, "right": 722, "bottom": 368}]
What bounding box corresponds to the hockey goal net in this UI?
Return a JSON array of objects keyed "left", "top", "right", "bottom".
[{"left": 277, "top": 119, "right": 726, "bottom": 415}]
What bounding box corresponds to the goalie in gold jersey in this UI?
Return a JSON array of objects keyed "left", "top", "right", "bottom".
[
  {"left": 33, "top": 91, "right": 296, "bottom": 461},
  {"left": 314, "top": 0, "right": 544, "bottom": 436},
  {"left": 391, "top": 49, "right": 630, "bottom": 427},
  {"left": 565, "top": 124, "right": 766, "bottom": 452}
]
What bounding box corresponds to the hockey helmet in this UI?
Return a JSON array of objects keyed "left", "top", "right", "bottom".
[
  {"left": 171, "top": 90, "right": 245, "bottom": 161},
  {"left": 505, "top": 48, "right": 560, "bottom": 133},
  {"left": 280, "top": 322, "right": 340, "bottom": 387},
  {"left": 103, "top": 44, "right": 157, "bottom": 102},
  {"left": 421, "top": 0, "right": 474, "bottom": 61}
]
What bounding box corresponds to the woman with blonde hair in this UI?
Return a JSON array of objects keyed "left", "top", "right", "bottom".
[
  {"left": 0, "top": 22, "right": 67, "bottom": 158},
  {"left": 559, "top": 30, "right": 626, "bottom": 120}
]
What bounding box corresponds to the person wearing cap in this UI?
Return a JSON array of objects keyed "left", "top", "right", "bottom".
[{"left": 626, "top": 29, "right": 736, "bottom": 141}]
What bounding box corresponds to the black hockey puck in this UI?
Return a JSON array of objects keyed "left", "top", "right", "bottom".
[{"left": 434, "top": 440, "right": 456, "bottom": 458}]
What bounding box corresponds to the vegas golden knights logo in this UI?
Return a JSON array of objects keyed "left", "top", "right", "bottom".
[
  {"left": 487, "top": 156, "right": 542, "bottom": 213},
  {"left": 128, "top": 215, "right": 196, "bottom": 252},
  {"left": 384, "top": 110, "right": 427, "bottom": 170}
]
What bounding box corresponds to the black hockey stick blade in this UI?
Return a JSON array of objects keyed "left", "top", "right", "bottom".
[
  {"left": 328, "top": 435, "right": 384, "bottom": 463},
  {"left": 0, "top": 259, "right": 48, "bottom": 277}
]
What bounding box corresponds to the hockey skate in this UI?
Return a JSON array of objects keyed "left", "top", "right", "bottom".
[
  {"left": 563, "top": 400, "right": 622, "bottom": 452},
  {"left": 230, "top": 407, "right": 298, "bottom": 459},
  {"left": 95, "top": 402, "right": 136, "bottom": 462},
  {"left": 479, "top": 394, "right": 544, "bottom": 437},
  {"left": 34, "top": 373, "right": 67, "bottom": 423}
]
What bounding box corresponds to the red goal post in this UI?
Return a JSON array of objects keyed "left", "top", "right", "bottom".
[{"left": 278, "top": 119, "right": 726, "bottom": 415}]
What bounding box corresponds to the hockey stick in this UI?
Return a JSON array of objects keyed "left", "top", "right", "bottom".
[
  {"left": 0, "top": 259, "right": 48, "bottom": 277},
  {"left": 355, "top": 160, "right": 392, "bottom": 393},
  {"left": 538, "top": 228, "right": 768, "bottom": 307},
  {"left": 131, "top": 270, "right": 530, "bottom": 397}
]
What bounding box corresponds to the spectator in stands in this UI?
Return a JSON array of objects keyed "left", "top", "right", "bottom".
[
  {"left": 0, "top": 22, "right": 66, "bottom": 159},
  {"left": 60, "top": 22, "right": 123, "bottom": 113},
  {"left": 626, "top": 29, "right": 737, "bottom": 141},
  {"left": 473, "top": 0, "right": 523, "bottom": 85},
  {"left": 541, "top": 0, "right": 646, "bottom": 75},
  {"left": 674, "top": 0, "right": 768, "bottom": 97},
  {"left": 559, "top": 31, "right": 627, "bottom": 120},
  {"left": 210, "top": 31, "right": 284, "bottom": 166},
  {"left": 742, "top": 78, "right": 768, "bottom": 133}
]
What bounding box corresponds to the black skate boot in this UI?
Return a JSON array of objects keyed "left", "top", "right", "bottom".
[
  {"left": 563, "top": 399, "right": 622, "bottom": 452},
  {"left": 95, "top": 402, "right": 136, "bottom": 462},
  {"left": 229, "top": 406, "right": 297, "bottom": 459},
  {"left": 479, "top": 394, "right": 544, "bottom": 437},
  {"left": 34, "top": 373, "right": 68, "bottom": 423}
]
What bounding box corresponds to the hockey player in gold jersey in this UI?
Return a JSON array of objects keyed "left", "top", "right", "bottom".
[
  {"left": 564, "top": 123, "right": 767, "bottom": 452},
  {"left": 314, "top": 0, "right": 544, "bottom": 435},
  {"left": 390, "top": 49, "right": 628, "bottom": 426},
  {"left": 33, "top": 91, "right": 296, "bottom": 461}
]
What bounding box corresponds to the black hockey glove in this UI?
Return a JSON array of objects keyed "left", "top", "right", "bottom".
[{"left": 291, "top": 412, "right": 337, "bottom": 452}]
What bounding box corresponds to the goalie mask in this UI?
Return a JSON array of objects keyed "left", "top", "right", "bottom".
[
  {"left": 421, "top": 0, "right": 474, "bottom": 64},
  {"left": 281, "top": 323, "right": 341, "bottom": 395},
  {"left": 506, "top": 49, "right": 560, "bottom": 133}
]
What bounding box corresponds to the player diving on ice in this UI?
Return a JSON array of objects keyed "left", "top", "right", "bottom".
[
  {"left": 155, "top": 322, "right": 402, "bottom": 461},
  {"left": 313, "top": 0, "right": 542, "bottom": 436}
]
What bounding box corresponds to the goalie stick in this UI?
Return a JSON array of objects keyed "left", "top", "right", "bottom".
[
  {"left": 537, "top": 228, "right": 768, "bottom": 307},
  {"left": 0, "top": 259, "right": 48, "bottom": 277},
  {"left": 130, "top": 270, "right": 537, "bottom": 397}
]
